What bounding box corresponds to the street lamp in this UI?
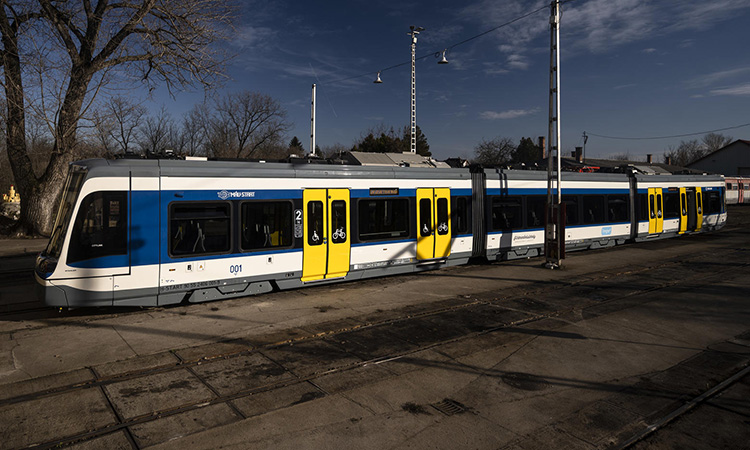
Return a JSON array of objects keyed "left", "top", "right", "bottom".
[{"left": 408, "top": 25, "right": 424, "bottom": 154}]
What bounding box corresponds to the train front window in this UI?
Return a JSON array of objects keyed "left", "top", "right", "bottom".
[
  {"left": 47, "top": 168, "right": 86, "bottom": 259},
  {"left": 170, "top": 202, "right": 230, "bottom": 257},
  {"left": 67, "top": 191, "right": 128, "bottom": 264}
]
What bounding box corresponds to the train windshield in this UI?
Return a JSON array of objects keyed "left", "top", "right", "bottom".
[{"left": 46, "top": 165, "right": 87, "bottom": 259}]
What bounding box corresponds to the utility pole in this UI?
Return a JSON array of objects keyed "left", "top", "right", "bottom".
[
  {"left": 582, "top": 131, "right": 588, "bottom": 163},
  {"left": 310, "top": 84, "right": 317, "bottom": 157},
  {"left": 545, "top": 0, "right": 563, "bottom": 269},
  {"left": 408, "top": 26, "right": 424, "bottom": 154}
]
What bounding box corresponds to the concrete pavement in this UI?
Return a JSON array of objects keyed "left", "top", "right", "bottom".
[{"left": 0, "top": 208, "right": 748, "bottom": 449}]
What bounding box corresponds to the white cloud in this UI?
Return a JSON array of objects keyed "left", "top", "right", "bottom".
[
  {"left": 614, "top": 83, "right": 637, "bottom": 90},
  {"left": 460, "top": 0, "right": 750, "bottom": 70},
  {"left": 710, "top": 83, "right": 750, "bottom": 96},
  {"left": 685, "top": 67, "right": 750, "bottom": 89},
  {"left": 480, "top": 108, "right": 539, "bottom": 120},
  {"left": 507, "top": 54, "right": 529, "bottom": 70},
  {"left": 233, "top": 25, "right": 276, "bottom": 48}
]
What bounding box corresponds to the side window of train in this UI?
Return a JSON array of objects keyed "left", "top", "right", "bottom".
[
  {"left": 241, "top": 201, "right": 293, "bottom": 251},
  {"left": 170, "top": 202, "right": 230, "bottom": 257},
  {"left": 491, "top": 196, "right": 522, "bottom": 231},
  {"left": 357, "top": 198, "right": 409, "bottom": 241},
  {"left": 607, "top": 195, "right": 630, "bottom": 222},
  {"left": 562, "top": 195, "right": 580, "bottom": 226},
  {"left": 638, "top": 194, "right": 649, "bottom": 221},
  {"left": 663, "top": 193, "right": 680, "bottom": 220},
  {"left": 526, "top": 196, "right": 546, "bottom": 229},
  {"left": 583, "top": 195, "right": 606, "bottom": 224},
  {"left": 453, "top": 197, "right": 470, "bottom": 235},
  {"left": 68, "top": 191, "right": 128, "bottom": 264}
]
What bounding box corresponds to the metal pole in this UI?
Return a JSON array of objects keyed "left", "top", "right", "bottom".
[
  {"left": 408, "top": 27, "right": 423, "bottom": 154},
  {"left": 582, "top": 131, "right": 587, "bottom": 163},
  {"left": 545, "top": 0, "right": 562, "bottom": 269},
  {"left": 310, "top": 83, "right": 316, "bottom": 157}
]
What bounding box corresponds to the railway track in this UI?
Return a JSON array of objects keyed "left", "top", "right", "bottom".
[{"left": 2, "top": 245, "right": 748, "bottom": 449}]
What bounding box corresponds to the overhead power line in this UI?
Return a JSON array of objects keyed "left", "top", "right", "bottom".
[
  {"left": 586, "top": 121, "right": 750, "bottom": 141},
  {"left": 319, "top": 2, "right": 560, "bottom": 86}
]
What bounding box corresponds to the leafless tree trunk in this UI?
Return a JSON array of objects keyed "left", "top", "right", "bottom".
[{"left": 0, "top": 0, "right": 235, "bottom": 235}]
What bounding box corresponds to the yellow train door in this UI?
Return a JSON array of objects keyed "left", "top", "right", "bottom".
[
  {"left": 695, "top": 187, "right": 703, "bottom": 231},
  {"left": 648, "top": 188, "right": 663, "bottom": 234},
  {"left": 302, "top": 189, "right": 350, "bottom": 282},
  {"left": 416, "top": 188, "right": 451, "bottom": 260},
  {"left": 679, "top": 188, "right": 688, "bottom": 234}
]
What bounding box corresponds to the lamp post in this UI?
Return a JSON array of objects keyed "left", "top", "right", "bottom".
[{"left": 408, "top": 26, "right": 424, "bottom": 154}]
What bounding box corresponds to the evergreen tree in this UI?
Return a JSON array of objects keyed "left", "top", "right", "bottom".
[
  {"left": 401, "top": 125, "right": 431, "bottom": 156},
  {"left": 512, "top": 137, "right": 541, "bottom": 164},
  {"left": 289, "top": 136, "right": 304, "bottom": 153}
]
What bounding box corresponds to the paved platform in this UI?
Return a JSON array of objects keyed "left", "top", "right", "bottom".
[{"left": 0, "top": 208, "right": 748, "bottom": 449}]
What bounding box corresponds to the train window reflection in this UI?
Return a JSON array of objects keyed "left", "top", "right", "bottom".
[
  {"left": 358, "top": 198, "right": 409, "bottom": 241},
  {"left": 68, "top": 191, "right": 127, "bottom": 263},
  {"left": 330, "top": 200, "right": 347, "bottom": 244},
  {"left": 436, "top": 198, "right": 449, "bottom": 235},
  {"left": 563, "top": 195, "right": 580, "bottom": 226},
  {"left": 453, "top": 197, "right": 470, "bottom": 235},
  {"left": 170, "top": 202, "right": 230, "bottom": 257},
  {"left": 607, "top": 195, "right": 630, "bottom": 222},
  {"left": 663, "top": 193, "right": 680, "bottom": 220},
  {"left": 526, "top": 196, "right": 546, "bottom": 229},
  {"left": 419, "top": 198, "right": 432, "bottom": 236},
  {"left": 491, "top": 196, "right": 522, "bottom": 231},
  {"left": 307, "top": 201, "right": 324, "bottom": 246},
  {"left": 583, "top": 195, "right": 606, "bottom": 224},
  {"left": 241, "top": 201, "right": 292, "bottom": 251}
]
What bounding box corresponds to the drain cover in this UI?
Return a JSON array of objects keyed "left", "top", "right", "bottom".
[
  {"left": 431, "top": 398, "right": 466, "bottom": 416},
  {"left": 501, "top": 372, "right": 549, "bottom": 391}
]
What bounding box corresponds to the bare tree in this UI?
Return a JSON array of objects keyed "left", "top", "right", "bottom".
[
  {"left": 608, "top": 152, "right": 633, "bottom": 161},
  {"left": 180, "top": 104, "right": 210, "bottom": 156},
  {"left": 92, "top": 96, "right": 146, "bottom": 156},
  {"left": 0, "top": 0, "right": 235, "bottom": 235},
  {"left": 472, "top": 137, "right": 516, "bottom": 166},
  {"left": 138, "top": 106, "right": 174, "bottom": 155},
  {"left": 212, "top": 91, "right": 290, "bottom": 159},
  {"left": 663, "top": 139, "right": 705, "bottom": 167},
  {"left": 701, "top": 132, "right": 733, "bottom": 153}
]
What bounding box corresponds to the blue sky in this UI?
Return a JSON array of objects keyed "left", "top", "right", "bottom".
[{"left": 152, "top": 0, "right": 750, "bottom": 161}]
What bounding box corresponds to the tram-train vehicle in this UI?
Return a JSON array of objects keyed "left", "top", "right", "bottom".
[
  {"left": 725, "top": 177, "right": 749, "bottom": 205},
  {"left": 34, "top": 158, "right": 727, "bottom": 307}
]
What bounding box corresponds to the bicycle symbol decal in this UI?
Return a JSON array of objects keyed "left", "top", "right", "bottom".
[
  {"left": 332, "top": 227, "right": 346, "bottom": 241},
  {"left": 437, "top": 222, "right": 448, "bottom": 233}
]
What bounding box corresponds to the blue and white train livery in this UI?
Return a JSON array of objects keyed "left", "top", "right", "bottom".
[{"left": 35, "top": 158, "right": 727, "bottom": 307}]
